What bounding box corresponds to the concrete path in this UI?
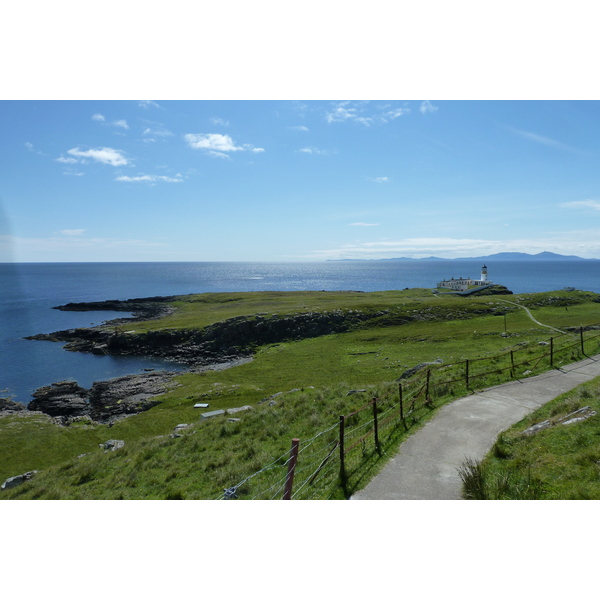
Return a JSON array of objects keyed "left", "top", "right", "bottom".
[{"left": 351, "top": 354, "right": 600, "bottom": 500}]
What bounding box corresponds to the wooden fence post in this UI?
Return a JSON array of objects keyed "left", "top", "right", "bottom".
[
  {"left": 339, "top": 415, "right": 347, "bottom": 491},
  {"left": 581, "top": 327, "right": 585, "bottom": 354},
  {"left": 465, "top": 359, "right": 470, "bottom": 388},
  {"left": 372, "top": 398, "right": 381, "bottom": 455},
  {"left": 282, "top": 438, "right": 300, "bottom": 500},
  {"left": 510, "top": 351, "right": 515, "bottom": 378},
  {"left": 550, "top": 337, "right": 554, "bottom": 367},
  {"left": 425, "top": 369, "right": 432, "bottom": 405},
  {"left": 399, "top": 383, "right": 407, "bottom": 429}
]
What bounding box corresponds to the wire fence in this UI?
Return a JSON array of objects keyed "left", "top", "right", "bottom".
[{"left": 219, "top": 325, "right": 600, "bottom": 500}]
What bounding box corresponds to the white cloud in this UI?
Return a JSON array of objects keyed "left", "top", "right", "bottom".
[
  {"left": 115, "top": 174, "right": 183, "bottom": 183},
  {"left": 210, "top": 117, "right": 230, "bottom": 126},
  {"left": 55, "top": 155, "right": 78, "bottom": 164},
  {"left": 207, "top": 151, "right": 231, "bottom": 159},
  {"left": 562, "top": 200, "right": 600, "bottom": 211},
  {"left": 92, "top": 113, "right": 105, "bottom": 121},
  {"left": 306, "top": 233, "right": 600, "bottom": 261},
  {"left": 185, "top": 133, "right": 243, "bottom": 152},
  {"left": 67, "top": 147, "right": 129, "bottom": 166},
  {"left": 350, "top": 222, "right": 380, "bottom": 227},
  {"left": 384, "top": 108, "right": 410, "bottom": 120},
  {"left": 420, "top": 101, "right": 438, "bottom": 114},
  {"left": 63, "top": 170, "right": 85, "bottom": 176},
  {"left": 326, "top": 101, "right": 411, "bottom": 126},
  {"left": 371, "top": 177, "right": 389, "bottom": 183},
  {"left": 143, "top": 127, "right": 172, "bottom": 137},
  {"left": 60, "top": 229, "right": 86, "bottom": 236},
  {"left": 184, "top": 133, "right": 263, "bottom": 156},
  {"left": 326, "top": 104, "right": 358, "bottom": 123},
  {"left": 112, "top": 119, "right": 129, "bottom": 130},
  {"left": 290, "top": 125, "right": 309, "bottom": 131},
  {"left": 298, "top": 147, "right": 329, "bottom": 155},
  {"left": 138, "top": 100, "right": 160, "bottom": 109}
]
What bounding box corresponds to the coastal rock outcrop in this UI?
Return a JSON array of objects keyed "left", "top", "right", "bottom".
[
  {"left": 28, "top": 381, "right": 89, "bottom": 417},
  {"left": 27, "top": 372, "right": 178, "bottom": 425},
  {"left": 88, "top": 372, "right": 177, "bottom": 423},
  {"left": 0, "top": 397, "right": 27, "bottom": 412}
]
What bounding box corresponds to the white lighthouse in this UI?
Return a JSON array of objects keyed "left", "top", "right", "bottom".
[{"left": 481, "top": 265, "right": 488, "bottom": 282}]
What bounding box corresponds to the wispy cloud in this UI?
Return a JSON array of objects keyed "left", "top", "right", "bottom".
[
  {"left": 60, "top": 229, "right": 86, "bottom": 236},
  {"left": 512, "top": 128, "right": 581, "bottom": 154},
  {"left": 210, "top": 117, "right": 230, "bottom": 126},
  {"left": 384, "top": 108, "right": 410, "bottom": 120},
  {"left": 3, "top": 233, "right": 168, "bottom": 262},
  {"left": 307, "top": 233, "right": 600, "bottom": 261},
  {"left": 326, "top": 101, "right": 412, "bottom": 126},
  {"left": 92, "top": 114, "right": 130, "bottom": 131},
  {"left": 25, "top": 142, "right": 45, "bottom": 155},
  {"left": 350, "top": 222, "right": 380, "bottom": 227},
  {"left": 370, "top": 176, "right": 389, "bottom": 183},
  {"left": 326, "top": 103, "right": 358, "bottom": 124},
  {"left": 419, "top": 101, "right": 438, "bottom": 114},
  {"left": 562, "top": 199, "right": 600, "bottom": 211},
  {"left": 289, "top": 125, "right": 309, "bottom": 131},
  {"left": 184, "top": 133, "right": 264, "bottom": 156},
  {"left": 115, "top": 174, "right": 183, "bottom": 183},
  {"left": 67, "top": 147, "right": 129, "bottom": 166},
  {"left": 298, "top": 147, "right": 330, "bottom": 155},
  {"left": 143, "top": 127, "right": 173, "bottom": 137},
  {"left": 138, "top": 100, "right": 160, "bottom": 109},
  {"left": 55, "top": 155, "right": 78, "bottom": 164}
]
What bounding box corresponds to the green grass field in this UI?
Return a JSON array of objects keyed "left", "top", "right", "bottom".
[
  {"left": 460, "top": 377, "right": 600, "bottom": 499},
  {"left": 3, "top": 287, "right": 600, "bottom": 499}
]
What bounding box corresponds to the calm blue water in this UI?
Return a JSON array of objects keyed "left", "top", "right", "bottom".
[{"left": 1, "top": 260, "right": 599, "bottom": 404}]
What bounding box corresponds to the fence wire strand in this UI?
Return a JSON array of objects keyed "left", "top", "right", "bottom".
[{"left": 218, "top": 325, "right": 600, "bottom": 499}]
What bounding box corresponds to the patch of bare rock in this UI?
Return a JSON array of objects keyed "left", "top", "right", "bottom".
[{"left": 26, "top": 371, "right": 180, "bottom": 426}]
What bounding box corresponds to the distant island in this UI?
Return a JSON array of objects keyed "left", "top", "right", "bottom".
[{"left": 330, "top": 252, "right": 598, "bottom": 262}]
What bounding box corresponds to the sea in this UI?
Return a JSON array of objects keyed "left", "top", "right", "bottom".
[{"left": 2, "top": 260, "right": 599, "bottom": 405}]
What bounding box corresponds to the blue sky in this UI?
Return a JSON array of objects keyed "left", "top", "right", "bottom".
[{"left": 3, "top": 100, "right": 600, "bottom": 262}]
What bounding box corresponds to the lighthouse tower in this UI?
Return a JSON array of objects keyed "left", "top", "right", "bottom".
[{"left": 481, "top": 265, "right": 488, "bottom": 283}]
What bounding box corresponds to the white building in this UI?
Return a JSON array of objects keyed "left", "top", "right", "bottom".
[{"left": 437, "top": 265, "right": 492, "bottom": 291}]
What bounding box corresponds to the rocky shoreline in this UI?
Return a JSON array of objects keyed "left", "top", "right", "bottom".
[
  {"left": 16, "top": 289, "right": 519, "bottom": 423},
  {"left": 14, "top": 295, "right": 255, "bottom": 424}
]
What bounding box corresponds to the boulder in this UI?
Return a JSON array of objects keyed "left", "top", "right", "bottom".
[
  {"left": 100, "top": 439, "right": 125, "bottom": 451},
  {"left": 1, "top": 470, "right": 39, "bottom": 491},
  {"left": 201, "top": 409, "right": 226, "bottom": 420},
  {"left": 398, "top": 359, "right": 444, "bottom": 381},
  {"left": 226, "top": 405, "right": 253, "bottom": 415},
  {"left": 522, "top": 420, "right": 552, "bottom": 436}
]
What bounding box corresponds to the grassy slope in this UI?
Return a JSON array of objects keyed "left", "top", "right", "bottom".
[
  {"left": 2, "top": 288, "right": 600, "bottom": 499},
  {"left": 464, "top": 377, "right": 600, "bottom": 499}
]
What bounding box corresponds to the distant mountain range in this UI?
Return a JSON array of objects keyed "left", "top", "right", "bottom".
[{"left": 332, "top": 252, "right": 598, "bottom": 262}]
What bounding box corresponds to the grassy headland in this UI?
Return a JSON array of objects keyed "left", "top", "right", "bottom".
[{"left": 2, "top": 287, "right": 600, "bottom": 499}]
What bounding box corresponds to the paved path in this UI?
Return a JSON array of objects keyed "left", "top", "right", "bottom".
[{"left": 351, "top": 354, "right": 600, "bottom": 500}]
